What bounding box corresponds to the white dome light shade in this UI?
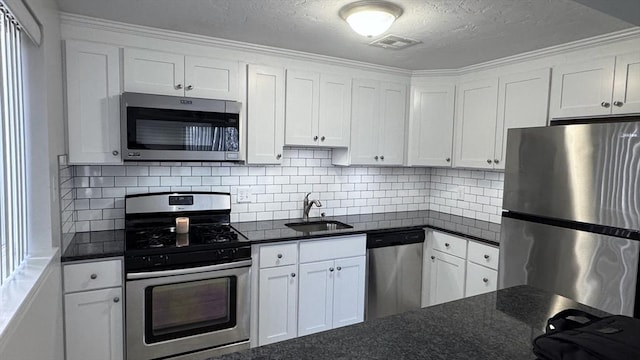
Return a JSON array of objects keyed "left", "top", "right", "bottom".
[{"left": 339, "top": 1, "right": 403, "bottom": 38}]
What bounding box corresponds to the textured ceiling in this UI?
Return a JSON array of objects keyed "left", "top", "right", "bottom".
[{"left": 56, "top": 0, "right": 636, "bottom": 70}]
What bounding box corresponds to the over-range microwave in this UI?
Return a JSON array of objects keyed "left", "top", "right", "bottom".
[{"left": 121, "top": 92, "right": 241, "bottom": 161}]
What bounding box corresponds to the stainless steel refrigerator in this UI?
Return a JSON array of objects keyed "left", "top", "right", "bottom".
[{"left": 499, "top": 120, "right": 640, "bottom": 317}]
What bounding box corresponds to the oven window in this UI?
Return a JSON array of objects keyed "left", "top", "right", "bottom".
[{"left": 145, "top": 276, "right": 237, "bottom": 343}]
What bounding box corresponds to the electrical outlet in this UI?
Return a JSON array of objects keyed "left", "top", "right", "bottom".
[
  {"left": 456, "top": 186, "right": 465, "bottom": 200},
  {"left": 237, "top": 187, "right": 252, "bottom": 203}
]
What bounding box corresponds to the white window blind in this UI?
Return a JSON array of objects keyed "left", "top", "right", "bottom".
[{"left": 0, "top": 1, "right": 27, "bottom": 285}]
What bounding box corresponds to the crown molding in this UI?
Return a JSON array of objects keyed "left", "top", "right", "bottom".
[
  {"left": 59, "top": 12, "right": 412, "bottom": 77},
  {"left": 413, "top": 27, "right": 640, "bottom": 77}
]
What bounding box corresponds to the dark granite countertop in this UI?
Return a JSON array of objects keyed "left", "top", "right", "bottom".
[
  {"left": 61, "top": 230, "right": 125, "bottom": 262},
  {"left": 233, "top": 210, "right": 501, "bottom": 247},
  {"left": 212, "top": 285, "right": 608, "bottom": 360}
]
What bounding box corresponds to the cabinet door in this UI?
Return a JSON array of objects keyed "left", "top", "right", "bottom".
[
  {"left": 494, "top": 69, "right": 550, "bottom": 169},
  {"left": 612, "top": 52, "right": 640, "bottom": 115},
  {"left": 332, "top": 256, "right": 365, "bottom": 329},
  {"left": 123, "top": 48, "right": 184, "bottom": 96},
  {"left": 65, "top": 40, "right": 121, "bottom": 164},
  {"left": 465, "top": 261, "right": 497, "bottom": 297},
  {"left": 298, "top": 260, "right": 334, "bottom": 337},
  {"left": 350, "top": 79, "right": 380, "bottom": 165},
  {"left": 549, "top": 57, "right": 615, "bottom": 118},
  {"left": 407, "top": 84, "right": 455, "bottom": 167},
  {"left": 379, "top": 82, "right": 407, "bottom": 165},
  {"left": 184, "top": 56, "right": 239, "bottom": 100},
  {"left": 258, "top": 265, "right": 297, "bottom": 345},
  {"left": 453, "top": 78, "right": 499, "bottom": 169},
  {"left": 246, "top": 65, "right": 285, "bottom": 164},
  {"left": 428, "top": 250, "right": 466, "bottom": 306},
  {"left": 285, "top": 70, "right": 319, "bottom": 146},
  {"left": 319, "top": 74, "right": 351, "bottom": 147},
  {"left": 65, "top": 287, "right": 123, "bottom": 360}
]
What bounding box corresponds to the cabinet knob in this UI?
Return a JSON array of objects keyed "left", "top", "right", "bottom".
[
  {"left": 601, "top": 101, "right": 611, "bottom": 108},
  {"left": 90, "top": 273, "right": 97, "bottom": 280},
  {"left": 337, "top": 266, "right": 342, "bottom": 271},
  {"left": 329, "top": 267, "right": 334, "bottom": 272},
  {"left": 380, "top": 155, "right": 384, "bottom": 160},
  {"left": 186, "top": 85, "right": 193, "bottom": 91},
  {"left": 374, "top": 156, "right": 379, "bottom": 160},
  {"left": 483, "top": 278, "right": 489, "bottom": 283},
  {"left": 313, "top": 136, "right": 318, "bottom": 141},
  {"left": 112, "top": 150, "right": 119, "bottom": 156},
  {"left": 113, "top": 297, "right": 120, "bottom": 303},
  {"left": 321, "top": 136, "right": 325, "bottom": 141},
  {"left": 276, "top": 154, "right": 282, "bottom": 159},
  {"left": 486, "top": 159, "right": 492, "bottom": 164},
  {"left": 444, "top": 243, "right": 450, "bottom": 248},
  {"left": 431, "top": 256, "right": 435, "bottom": 260},
  {"left": 175, "top": 84, "right": 183, "bottom": 90},
  {"left": 484, "top": 254, "right": 490, "bottom": 260},
  {"left": 446, "top": 158, "right": 451, "bottom": 162},
  {"left": 613, "top": 101, "right": 623, "bottom": 107},
  {"left": 277, "top": 253, "right": 283, "bottom": 259},
  {"left": 291, "top": 273, "right": 296, "bottom": 278},
  {"left": 493, "top": 159, "right": 500, "bottom": 164}
]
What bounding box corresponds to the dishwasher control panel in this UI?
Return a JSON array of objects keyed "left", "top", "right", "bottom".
[{"left": 366, "top": 229, "right": 425, "bottom": 249}]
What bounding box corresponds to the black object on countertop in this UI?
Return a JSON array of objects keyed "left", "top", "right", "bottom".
[{"left": 209, "top": 286, "right": 609, "bottom": 360}]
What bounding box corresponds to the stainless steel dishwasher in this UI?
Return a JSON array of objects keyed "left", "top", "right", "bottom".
[{"left": 366, "top": 228, "right": 425, "bottom": 320}]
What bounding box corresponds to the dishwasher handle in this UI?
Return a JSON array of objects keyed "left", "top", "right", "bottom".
[{"left": 366, "top": 229, "right": 425, "bottom": 249}]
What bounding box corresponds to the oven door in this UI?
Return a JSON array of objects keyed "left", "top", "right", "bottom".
[{"left": 126, "top": 260, "right": 251, "bottom": 360}]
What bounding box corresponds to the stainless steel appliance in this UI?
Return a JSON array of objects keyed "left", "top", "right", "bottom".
[
  {"left": 124, "top": 192, "right": 251, "bottom": 360},
  {"left": 121, "top": 92, "right": 241, "bottom": 161},
  {"left": 366, "top": 229, "right": 424, "bottom": 320},
  {"left": 499, "top": 120, "right": 640, "bottom": 317}
]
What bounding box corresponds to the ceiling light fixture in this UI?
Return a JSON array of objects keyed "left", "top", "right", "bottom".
[{"left": 339, "top": 1, "right": 403, "bottom": 38}]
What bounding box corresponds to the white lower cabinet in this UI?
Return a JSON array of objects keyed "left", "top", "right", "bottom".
[
  {"left": 258, "top": 264, "right": 298, "bottom": 345},
  {"left": 465, "top": 261, "right": 498, "bottom": 297},
  {"left": 427, "top": 250, "right": 466, "bottom": 306},
  {"left": 331, "top": 256, "right": 366, "bottom": 329},
  {"left": 63, "top": 259, "right": 123, "bottom": 360}
]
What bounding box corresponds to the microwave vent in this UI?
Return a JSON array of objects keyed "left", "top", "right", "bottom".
[{"left": 369, "top": 35, "right": 422, "bottom": 50}]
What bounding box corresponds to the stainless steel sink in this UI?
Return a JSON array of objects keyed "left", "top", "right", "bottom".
[{"left": 285, "top": 220, "right": 353, "bottom": 232}]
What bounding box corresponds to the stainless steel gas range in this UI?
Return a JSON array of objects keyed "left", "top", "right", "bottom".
[{"left": 124, "top": 192, "right": 251, "bottom": 360}]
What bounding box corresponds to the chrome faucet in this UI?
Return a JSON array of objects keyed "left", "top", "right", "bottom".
[{"left": 303, "top": 192, "right": 322, "bottom": 221}]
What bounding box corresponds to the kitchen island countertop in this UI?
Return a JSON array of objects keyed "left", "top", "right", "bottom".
[{"left": 212, "top": 285, "right": 608, "bottom": 360}]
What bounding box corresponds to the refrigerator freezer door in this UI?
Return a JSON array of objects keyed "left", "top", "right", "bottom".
[
  {"left": 499, "top": 216, "right": 639, "bottom": 316},
  {"left": 503, "top": 121, "right": 640, "bottom": 231}
]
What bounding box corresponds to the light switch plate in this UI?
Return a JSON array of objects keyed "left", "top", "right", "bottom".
[{"left": 237, "top": 186, "right": 252, "bottom": 203}]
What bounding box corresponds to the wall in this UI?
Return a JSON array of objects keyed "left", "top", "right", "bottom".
[{"left": 71, "top": 148, "right": 505, "bottom": 231}]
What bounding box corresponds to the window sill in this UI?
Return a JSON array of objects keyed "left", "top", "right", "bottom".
[{"left": 0, "top": 248, "right": 59, "bottom": 347}]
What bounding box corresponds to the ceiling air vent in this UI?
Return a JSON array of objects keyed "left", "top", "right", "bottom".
[{"left": 369, "top": 34, "right": 421, "bottom": 50}]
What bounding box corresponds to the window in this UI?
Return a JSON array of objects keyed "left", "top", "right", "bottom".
[{"left": 0, "top": 2, "right": 27, "bottom": 285}]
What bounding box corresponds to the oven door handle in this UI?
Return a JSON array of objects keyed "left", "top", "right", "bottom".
[{"left": 126, "top": 259, "right": 252, "bottom": 280}]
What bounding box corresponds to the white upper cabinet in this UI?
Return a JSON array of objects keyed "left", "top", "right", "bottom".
[
  {"left": 407, "top": 84, "right": 455, "bottom": 167},
  {"left": 336, "top": 79, "right": 406, "bottom": 166},
  {"left": 65, "top": 40, "right": 122, "bottom": 164},
  {"left": 549, "top": 51, "right": 640, "bottom": 118},
  {"left": 246, "top": 65, "right": 285, "bottom": 164},
  {"left": 124, "top": 48, "right": 239, "bottom": 100},
  {"left": 493, "top": 68, "right": 550, "bottom": 169},
  {"left": 285, "top": 70, "right": 351, "bottom": 147},
  {"left": 453, "top": 78, "right": 499, "bottom": 169}
]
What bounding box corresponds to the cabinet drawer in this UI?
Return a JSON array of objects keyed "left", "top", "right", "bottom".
[
  {"left": 431, "top": 231, "right": 467, "bottom": 258},
  {"left": 259, "top": 243, "right": 298, "bottom": 268},
  {"left": 64, "top": 259, "right": 122, "bottom": 293},
  {"left": 465, "top": 261, "right": 498, "bottom": 297},
  {"left": 299, "top": 235, "right": 366, "bottom": 263},
  {"left": 467, "top": 241, "right": 499, "bottom": 270}
]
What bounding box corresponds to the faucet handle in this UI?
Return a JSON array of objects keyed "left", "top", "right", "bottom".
[{"left": 316, "top": 200, "right": 323, "bottom": 207}]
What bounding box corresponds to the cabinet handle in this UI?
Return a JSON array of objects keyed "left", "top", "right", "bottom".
[
  {"left": 374, "top": 156, "right": 379, "bottom": 160},
  {"left": 446, "top": 158, "right": 451, "bottom": 162},
  {"left": 613, "top": 101, "right": 623, "bottom": 107},
  {"left": 113, "top": 297, "right": 120, "bottom": 303},
  {"left": 431, "top": 256, "right": 435, "bottom": 260},
  {"left": 337, "top": 266, "right": 342, "bottom": 271},
  {"left": 112, "top": 150, "right": 119, "bottom": 156},
  {"left": 493, "top": 159, "right": 500, "bottom": 164},
  {"left": 276, "top": 154, "right": 282, "bottom": 159},
  {"left": 380, "top": 155, "right": 384, "bottom": 160},
  {"left": 484, "top": 254, "right": 490, "bottom": 260},
  {"left": 291, "top": 273, "right": 296, "bottom": 278},
  {"left": 601, "top": 101, "right": 611, "bottom": 108},
  {"left": 329, "top": 267, "right": 334, "bottom": 272},
  {"left": 313, "top": 136, "right": 318, "bottom": 141},
  {"left": 321, "top": 136, "right": 325, "bottom": 141},
  {"left": 483, "top": 278, "right": 489, "bottom": 283},
  {"left": 486, "top": 159, "right": 492, "bottom": 164},
  {"left": 277, "top": 253, "right": 283, "bottom": 259},
  {"left": 444, "top": 243, "right": 450, "bottom": 248},
  {"left": 186, "top": 85, "right": 193, "bottom": 91},
  {"left": 175, "top": 84, "right": 183, "bottom": 90},
  {"left": 90, "top": 274, "right": 97, "bottom": 280}
]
